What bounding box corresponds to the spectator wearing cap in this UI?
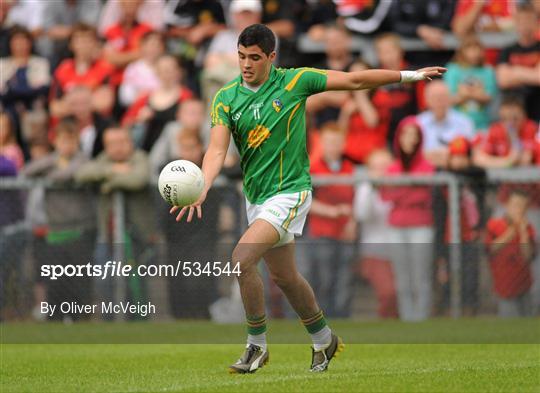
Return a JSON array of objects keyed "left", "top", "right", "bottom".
[
  {"left": 417, "top": 81, "right": 475, "bottom": 168},
  {"left": 434, "top": 136, "right": 485, "bottom": 316},
  {"left": 473, "top": 95, "right": 538, "bottom": 168}
]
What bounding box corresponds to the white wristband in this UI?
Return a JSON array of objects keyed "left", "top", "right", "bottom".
[{"left": 400, "top": 70, "right": 425, "bottom": 83}]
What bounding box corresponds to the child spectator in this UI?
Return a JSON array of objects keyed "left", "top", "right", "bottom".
[
  {"left": 122, "top": 54, "right": 193, "bottom": 151},
  {"left": 496, "top": 3, "right": 540, "bottom": 122},
  {"left": 473, "top": 95, "right": 538, "bottom": 168},
  {"left": 380, "top": 116, "right": 435, "bottom": 321},
  {"left": 118, "top": 31, "right": 164, "bottom": 107},
  {"left": 444, "top": 35, "right": 498, "bottom": 131},
  {"left": 49, "top": 23, "right": 115, "bottom": 119},
  {"left": 306, "top": 122, "right": 356, "bottom": 317},
  {"left": 338, "top": 60, "right": 390, "bottom": 164},
  {"left": 22, "top": 120, "right": 94, "bottom": 321},
  {"left": 485, "top": 189, "right": 536, "bottom": 317},
  {"left": 354, "top": 149, "right": 398, "bottom": 319},
  {"left": 434, "top": 136, "right": 485, "bottom": 316},
  {"left": 373, "top": 33, "right": 419, "bottom": 147},
  {"left": 103, "top": 0, "right": 153, "bottom": 87},
  {"left": 0, "top": 113, "right": 24, "bottom": 170}
]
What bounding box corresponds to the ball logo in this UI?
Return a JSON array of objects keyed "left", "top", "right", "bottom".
[
  {"left": 171, "top": 166, "right": 187, "bottom": 173},
  {"left": 163, "top": 184, "right": 173, "bottom": 205}
]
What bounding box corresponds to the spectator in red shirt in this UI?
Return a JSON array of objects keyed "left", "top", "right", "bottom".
[
  {"left": 122, "top": 54, "right": 193, "bottom": 151},
  {"left": 103, "top": 0, "right": 153, "bottom": 87},
  {"left": 485, "top": 189, "right": 536, "bottom": 317},
  {"left": 473, "top": 95, "right": 538, "bottom": 168},
  {"left": 305, "top": 122, "right": 356, "bottom": 317},
  {"left": 373, "top": 33, "right": 419, "bottom": 148},
  {"left": 338, "top": 59, "right": 390, "bottom": 164},
  {"left": 380, "top": 116, "right": 435, "bottom": 321},
  {"left": 49, "top": 23, "right": 115, "bottom": 119}
]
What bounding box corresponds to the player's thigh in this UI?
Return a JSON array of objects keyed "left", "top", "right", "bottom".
[
  {"left": 233, "top": 219, "right": 281, "bottom": 270},
  {"left": 263, "top": 242, "right": 299, "bottom": 284}
]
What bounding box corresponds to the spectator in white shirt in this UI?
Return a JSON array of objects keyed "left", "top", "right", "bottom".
[{"left": 417, "top": 81, "right": 475, "bottom": 168}]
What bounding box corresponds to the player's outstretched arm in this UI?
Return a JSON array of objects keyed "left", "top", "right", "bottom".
[
  {"left": 325, "top": 67, "right": 447, "bottom": 91},
  {"left": 170, "top": 124, "right": 231, "bottom": 222}
]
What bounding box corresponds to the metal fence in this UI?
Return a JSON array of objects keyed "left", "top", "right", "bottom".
[{"left": 1, "top": 167, "right": 539, "bottom": 322}]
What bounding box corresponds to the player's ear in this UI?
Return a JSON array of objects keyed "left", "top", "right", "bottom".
[{"left": 268, "top": 51, "right": 276, "bottom": 63}]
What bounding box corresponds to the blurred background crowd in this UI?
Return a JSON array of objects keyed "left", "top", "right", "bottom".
[{"left": 0, "top": 0, "right": 539, "bottom": 323}]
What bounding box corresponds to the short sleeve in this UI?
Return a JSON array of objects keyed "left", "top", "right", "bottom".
[
  {"left": 285, "top": 68, "right": 328, "bottom": 97},
  {"left": 210, "top": 90, "right": 231, "bottom": 128}
]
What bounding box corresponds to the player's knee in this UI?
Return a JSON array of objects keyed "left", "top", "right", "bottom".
[
  {"left": 231, "top": 246, "right": 258, "bottom": 274},
  {"left": 270, "top": 272, "right": 298, "bottom": 290}
]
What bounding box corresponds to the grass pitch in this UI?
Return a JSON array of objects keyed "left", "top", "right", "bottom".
[{"left": 2, "top": 319, "right": 539, "bottom": 392}]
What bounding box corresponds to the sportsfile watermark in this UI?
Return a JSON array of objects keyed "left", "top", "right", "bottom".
[{"left": 40, "top": 261, "right": 241, "bottom": 280}]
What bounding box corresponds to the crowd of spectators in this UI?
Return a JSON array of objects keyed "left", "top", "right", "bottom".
[{"left": 0, "top": 0, "right": 539, "bottom": 322}]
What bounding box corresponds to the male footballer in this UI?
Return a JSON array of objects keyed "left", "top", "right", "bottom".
[{"left": 171, "top": 23, "right": 446, "bottom": 374}]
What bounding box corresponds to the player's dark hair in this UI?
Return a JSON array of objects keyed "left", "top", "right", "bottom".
[{"left": 238, "top": 24, "right": 276, "bottom": 56}]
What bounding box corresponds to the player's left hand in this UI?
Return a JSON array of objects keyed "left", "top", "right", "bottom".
[
  {"left": 169, "top": 190, "right": 207, "bottom": 223},
  {"left": 416, "top": 66, "right": 447, "bottom": 81}
]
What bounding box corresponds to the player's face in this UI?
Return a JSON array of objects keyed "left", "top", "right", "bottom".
[{"left": 238, "top": 44, "right": 275, "bottom": 86}]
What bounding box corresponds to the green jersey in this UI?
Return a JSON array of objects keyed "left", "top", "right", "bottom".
[{"left": 211, "top": 66, "right": 328, "bottom": 204}]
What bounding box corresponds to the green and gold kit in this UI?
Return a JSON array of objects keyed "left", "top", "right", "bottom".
[{"left": 211, "top": 66, "right": 328, "bottom": 204}]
